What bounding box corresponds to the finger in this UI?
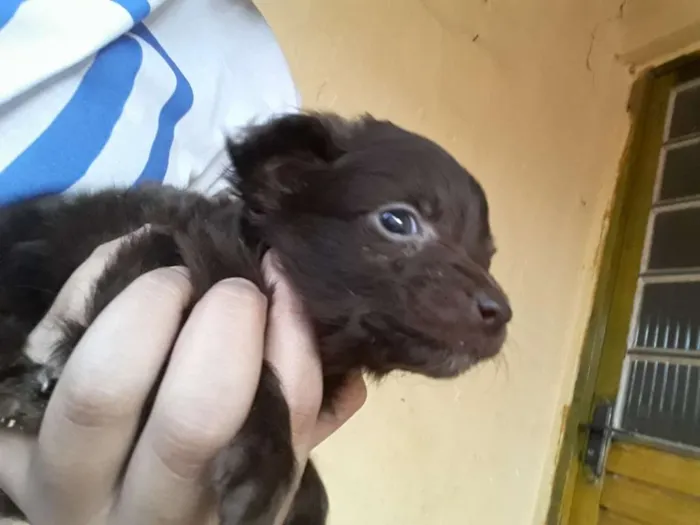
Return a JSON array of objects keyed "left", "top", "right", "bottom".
[
  {"left": 22, "top": 267, "right": 192, "bottom": 524},
  {"left": 114, "top": 278, "right": 268, "bottom": 525},
  {"left": 24, "top": 225, "right": 151, "bottom": 364},
  {"left": 274, "top": 374, "right": 367, "bottom": 525},
  {"left": 311, "top": 372, "right": 367, "bottom": 447},
  {"left": 0, "top": 227, "right": 150, "bottom": 512},
  {"left": 0, "top": 432, "right": 33, "bottom": 509},
  {"left": 262, "top": 253, "right": 323, "bottom": 459}
]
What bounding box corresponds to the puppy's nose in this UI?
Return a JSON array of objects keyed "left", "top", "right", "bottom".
[{"left": 475, "top": 290, "right": 512, "bottom": 329}]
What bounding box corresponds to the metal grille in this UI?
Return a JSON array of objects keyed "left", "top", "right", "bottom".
[{"left": 614, "top": 77, "right": 700, "bottom": 451}]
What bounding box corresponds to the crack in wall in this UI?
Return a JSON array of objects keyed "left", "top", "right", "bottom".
[{"left": 585, "top": 0, "right": 628, "bottom": 77}]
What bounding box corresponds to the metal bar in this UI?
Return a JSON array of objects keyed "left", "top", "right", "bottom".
[
  {"left": 673, "top": 76, "right": 700, "bottom": 95},
  {"left": 625, "top": 359, "right": 638, "bottom": 414},
  {"left": 649, "top": 320, "right": 661, "bottom": 417},
  {"left": 669, "top": 323, "right": 681, "bottom": 414},
  {"left": 661, "top": 76, "right": 678, "bottom": 145},
  {"left": 659, "top": 320, "right": 671, "bottom": 412},
  {"left": 628, "top": 346, "right": 700, "bottom": 358},
  {"left": 611, "top": 428, "right": 700, "bottom": 460},
  {"left": 670, "top": 362, "right": 679, "bottom": 414},
  {"left": 695, "top": 335, "right": 700, "bottom": 424},
  {"left": 661, "top": 78, "right": 700, "bottom": 149},
  {"left": 652, "top": 195, "right": 700, "bottom": 210},
  {"left": 627, "top": 349, "right": 700, "bottom": 365},
  {"left": 664, "top": 133, "right": 700, "bottom": 150},
  {"left": 663, "top": 129, "right": 700, "bottom": 148},
  {"left": 643, "top": 318, "right": 651, "bottom": 347},
  {"left": 637, "top": 361, "right": 648, "bottom": 416},
  {"left": 649, "top": 198, "right": 700, "bottom": 214},
  {"left": 681, "top": 365, "right": 690, "bottom": 418},
  {"left": 681, "top": 323, "right": 692, "bottom": 417},
  {"left": 622, "top": 324, "right": 643, "bottom": 421},
  {"left": 639, "top": 273, "right": 700, "bottom": 285},
  {"left": 642, "top": 265, "right": 700, "bottom": 278},
  {"left": 694, "top": 367, "right": 700, "bottom": 425}
]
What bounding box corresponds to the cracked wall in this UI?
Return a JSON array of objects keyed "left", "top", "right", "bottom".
[{"left": 255, "top": 1, "right": 700, "bottom": 524}]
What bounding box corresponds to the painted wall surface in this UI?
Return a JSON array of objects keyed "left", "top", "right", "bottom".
[
  {"left": 618, "top": 0, "right": 700, "bottom": 64},
  {"left": 254, "top": 1, "right": 700, "bottom": 524}
]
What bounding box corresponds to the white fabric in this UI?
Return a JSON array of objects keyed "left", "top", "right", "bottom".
[{"left": 0, "top": 0, "right": 300, "bottom": 203}]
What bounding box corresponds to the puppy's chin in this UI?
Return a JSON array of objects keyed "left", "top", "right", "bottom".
[
  {"left": 405, "top": 353, "right": 479, "bottom": 379},
  {"left": 397, "top": 331, "right": 508, "bottom": 379},
  {"left": 475, "top": 328, "right": 508, "bottom": 360}
]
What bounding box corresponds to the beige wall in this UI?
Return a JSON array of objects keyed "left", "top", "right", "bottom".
[
  {"left": 619, "top": 0, "right": 700, "bottom": 65},
  {"left": 255, "top": 1, "right": 700, "bottom": 524}
]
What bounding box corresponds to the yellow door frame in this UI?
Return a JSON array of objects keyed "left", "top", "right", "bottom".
[{"left": 547, "top": 53, "right": 700, "bottom": 525}]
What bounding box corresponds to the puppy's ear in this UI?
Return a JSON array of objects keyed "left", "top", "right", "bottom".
[{"left": 227, "top": 113, "right": 348, "bottom": 214}]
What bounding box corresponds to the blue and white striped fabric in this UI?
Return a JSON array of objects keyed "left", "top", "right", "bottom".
[{"left": 0, "top": 0, "right": 300, "bottom": 205}]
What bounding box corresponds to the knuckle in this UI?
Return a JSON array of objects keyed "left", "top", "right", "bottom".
[
  {"left": 287, "top": 379, "right": 322, "bottom": 419},
  {"left": 282, "top": 360, "right": 323, "bottom": 412},
  {"left": 89, "top": 237, "right": 122, "bottom": 262},
  {"left": 286, "top": 381, "right": 323, "bottom": 439},
  {"left": 152, "top": 410, "right": 238, "bottom": 478},
  {"left": 59, "top": 376, "right": 132, "bottom": 428},
  {"left": 132, "top": 267, "right": 192, "bottom": 303},
  {"left": 289, "top": 406, "right": 318, "bottom": 441},
  {"left": 88, "top": 225, "right": 150, "bottom": 262},
  {"left": 52, "top": 253, "right": 117, "bottom": 316},
  {"left": 195, "top": 278, "right": 268, "bottom": 322},
  {"left": 211, "top": 278, "right": 267, "bottom": 309}
]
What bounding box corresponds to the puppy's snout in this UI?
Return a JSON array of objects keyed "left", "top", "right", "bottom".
[{"left": 474, "top": 289, "right": 512, "bottom": 330}]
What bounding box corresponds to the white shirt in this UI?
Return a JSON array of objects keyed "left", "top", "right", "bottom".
[{"left": 0, "top": 0, "right": 299, "bottom": 205}]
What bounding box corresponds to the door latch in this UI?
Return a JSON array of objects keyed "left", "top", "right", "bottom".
[{"left": 578, "top": 400, "right": 613, "bottom": 479}]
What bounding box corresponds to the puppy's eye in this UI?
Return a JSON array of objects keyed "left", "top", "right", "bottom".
[{"left": 378, "top": 208, "right": 420, "bottom": 236}]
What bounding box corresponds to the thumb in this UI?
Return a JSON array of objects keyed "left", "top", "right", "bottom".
[{"left": 311, "top": 372, "right": 367, "bottom": 448}]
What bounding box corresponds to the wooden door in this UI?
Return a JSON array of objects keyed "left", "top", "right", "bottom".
[{"left": 549, "top": 57, "right": 700, "bottom": 525}]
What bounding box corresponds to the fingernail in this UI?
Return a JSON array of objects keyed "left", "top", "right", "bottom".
[
  {"left": 168, "top": 265, "right": 190, "bottom": 279},
  {"left": 219, "top": 277, "right": 263, "bottom": 295}
]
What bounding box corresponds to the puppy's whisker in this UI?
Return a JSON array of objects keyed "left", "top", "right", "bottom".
[
  {"left": 489, "top": 352, "right": 510, "bottom": 382},
  {"left": 502, "top": 334, "right": 524, "bottom": 354}
]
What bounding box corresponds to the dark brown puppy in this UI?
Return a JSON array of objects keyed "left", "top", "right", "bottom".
[{"left": 0, "top": 113, "right": 511, "bottom": 525}]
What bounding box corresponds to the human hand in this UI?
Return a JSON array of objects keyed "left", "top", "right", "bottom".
[{"left": 0, "top": 231, "right": 366, "bottom": 524}]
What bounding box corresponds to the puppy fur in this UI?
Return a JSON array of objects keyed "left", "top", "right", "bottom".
[{"left": 0, "top": 113, "right": 511, "bottom": 524}]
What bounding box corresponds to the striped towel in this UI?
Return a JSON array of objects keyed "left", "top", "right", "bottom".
[{"left": 0, "top": 0, "right": 300, "bottom": 205}]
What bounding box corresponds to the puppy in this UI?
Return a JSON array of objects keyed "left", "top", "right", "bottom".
[{"left": 0, "top": 113, "right": 511, "bottom": 524}]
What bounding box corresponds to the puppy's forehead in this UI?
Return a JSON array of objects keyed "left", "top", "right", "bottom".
[
  {"left": 342, "top": 128, "right": 489, "bottom": 234},
  {"left": 340, "top": 133, "right": 478, "bottom": 206}
]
